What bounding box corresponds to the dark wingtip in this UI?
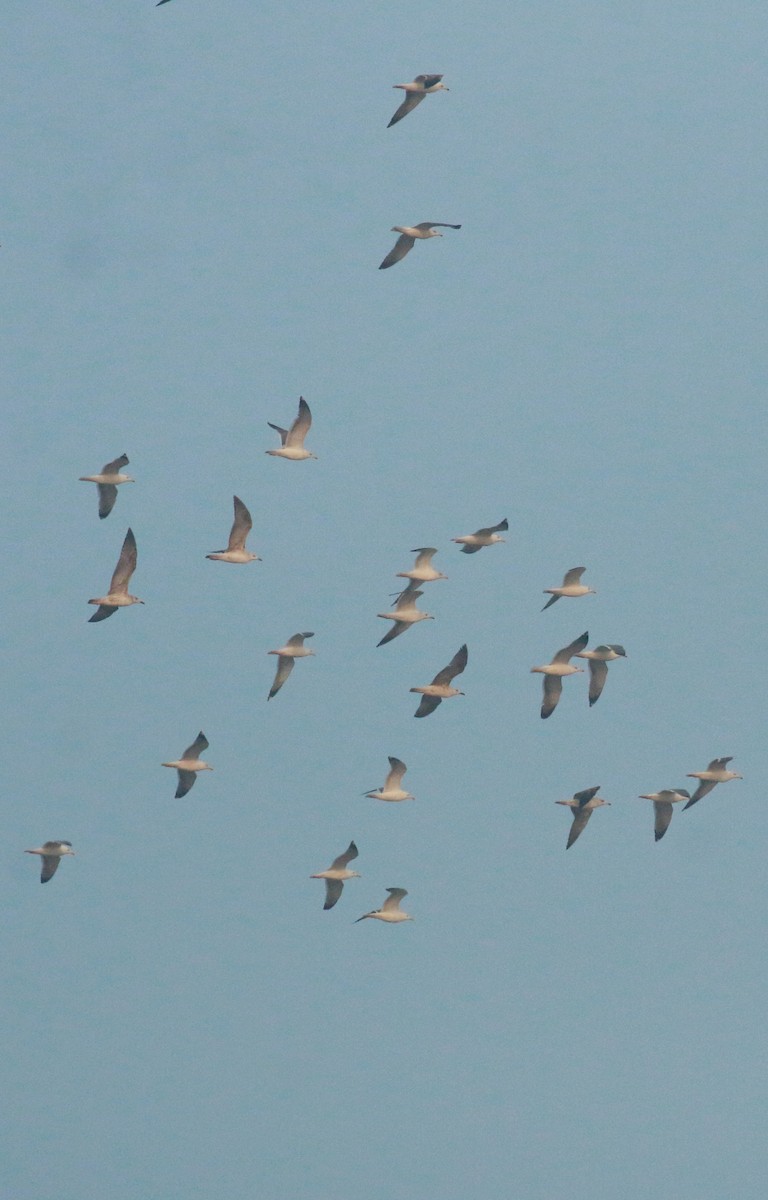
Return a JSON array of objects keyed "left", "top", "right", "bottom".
[{"left": 655, "top": 831, "right": 665, "bottom": 842}]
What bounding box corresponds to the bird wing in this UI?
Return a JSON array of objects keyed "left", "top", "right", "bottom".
[
  {"left": 415, "top": 74, "right": 443, "bottom": 87},
  {"left": 413, "top": 222, "right": 462, "bottom": 231},
  {"left": 379, "top": 233, "right": 416, "bottom": 269},
  {"left": 412, "top": 548, "right": 438, "bottom": 567},
  {"left": 432, "top": 643, "right": 468, "bottom": 686},
  {"left": 562, "top": 567, "right": 586, "bottom": 585},
  {"left": 40, "top": 855, "right": 61, "bottom": 883},
  {"left": 394, "top": 585, "right": 423, "bottom": 611},
  {"left": 181, "top": 732, "right": 209, "bottom": 760},
  {"left": 541, "top": 593, "right": 560, "bottom": 611},
  {"left": 323, "top": 879, "right": 344, "bottom": 910},
  {"left": 683, "top": 780, "right": 718, "bottom": 809},
  {"left": 711, "top": 756, "right": 733, "bottom": 769},
  {"left": 388, "top": 91, "right": 426, "bottom": 127},
  {"left": 382, "top": 888, "right": 407, "bottom": 911},
  {"left": 541, "top": 675, "right": 563, "bottom": 719},
  {"left": 414, "top": 694, "right": 442, "bottom": 718},
  {"left": 385, "top": 758, "right": 407, "bottom": 788},
  {"left": 109, "top": 528, "right": 137, "bottom": 594},
  {"left": 228, "top": 496, "right": 253, "bottom": 550},
  {"left": 88, "top": 604, "right": 117, "bottom": 623},
  {"left": 101, "top": 453, "right": 129, "bottom": 474},
  {"left": 459, "top": 541, "right": 483, "bottom": 554},
  {"left": 286, "top": 397, "right": 312, "bottom": 447},
  {"left": 286, "top": 631, "right": 313, "bottom": 650},
  {"left": 552, "top": 631, "right": 589, "bottom": 665},
  {"left": 377, "top": 620, "right": 410, "bottom": 647},
  {"left": 175, "top": 770, "right": 197, "bottom": 799},
  {"left": 330, "top": 841, "right": 359, "bottom": 870},
  {"left": 566, "top": 808, "right": 592, "bottom": 848},
  {"left": 267, "top": 421, "right": 289, "bottom": 445},
  {"left": 606, "top": 644, "right": 627, "bottom": 657},
  {"left": 588, "top": 659, "right": 608, "bottom": 706},
  {"left": 573, "top": 787, "right": 601, "bottom": 807},
  {"left": 268, "top": 656, "right": 295, "bottom": 699},
  {"left": 97, "top": 484, "right": 118, "bottom": 519},
  {"left": 654, "top": 801, "right": 673, "bottom": 841}
]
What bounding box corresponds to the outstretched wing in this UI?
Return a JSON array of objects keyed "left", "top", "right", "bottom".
[
  {"left": 330, "top": 841, "right": 358, "bottom": 870},
  {"left": 388, "top": 91, "right": 426, "bottom": 127},
  {"left": 40, "top": 855, "right": 61, "bottom": 883},
  {"left": 88, "top": 604, "right": 117, "bottom": 623},
  {"left": 286, "top": 397, "right": 312, "bottom": 447},
  {"left": 377, "top": 620, "right": 410, "bottom": 647},
  {"left": 654, "top": 802, "right": 673, "bottom": 841},
  {"left": 181, "top": 732, "right": 208, "bottom": 760},
  {"left": 566, "top": 808, "right": 592, "bottom": 848},
  {"left": 323, "top": 879, "right": 344, "bottom": 910},
  {"left": 385, "top": 758, "right": 407, "bottom": 788},
  {"left": 562, "top": 567, "right": 586, "bottom": 586},
  {"left": 268, "top": 656, "right": 295, "bottom": 700},
  {"left": 541, "top": 675, "right": 562, "bottom": 719},
  {"left": 552, "top": 632, "right": 589, "bottom": 665},
  {"left": 109, "top": 529, "right": 137, "bottom": 594},
  {"left": 573, "top": 787, "right": 601, "bottom": 807},
  {"left": 413, "top": 223, "right": 461, "bottom": 231},
  {"left": 228, "top": 496, "right": 253, "bottom": 550},
  {"left": 175, "top": 770, "right": 197, "bottom": 799},
  {"left": 97, "top": 484, "right": 118, "bottom": 519},
  {"left": 414, "top": 694, "right": 442, "bottom": 718},
  {"left": 683, "top": 780, "right": 718, "bottom": 810},
  {"left": 432, "top": 644, "right": 468, "bottom": 686},
  {"left": 379, "top": 233, "right": 415, "bottom": 270},
  {"left": 382, "top": 888, "right": 407, "bottom": 912},
  {"left": 588, "top": 659, "right": 608, "bottom": 706}
]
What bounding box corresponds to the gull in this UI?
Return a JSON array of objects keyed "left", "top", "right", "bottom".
[
  {"left": 310, "top": 841, "right": 361, "bottom": 910},
  {"left": 530, "top": 631, "right": 588, "bottom": 719},
  {"left": 387, "top": 74, "right": 448, "bottom": 127},
  {"left": 79, "top": 454, "right": 134, "bottom": 519},
  {"left": 684, "top": 757, "right": 743, "bottom": 810},
  {"left": 265, "top": 397, "right": 317, "bottom": 460},
  {"left": 574, "top": 644, "right": 627, "bottom": 706},
  {"left": 267, "top": 632, "right": 314, "bottom": 699},
  {"left": 452, "top": 518, "right": 507, "bottom": 554},
  {"left": 364, "top": 757, "right": 414, "bottom": 802},
  {"left": 355, "top": 888, "right": 413, "bottom": 923},
  {"left": 25, "top": 840, "right": 75, "bottom": 883},
  {"left": 396, "top": 547, "right": 447, "bottom": 586},
  {"left": 638, "top": 789, "right": 691, "bottom": 841},
  {"left": 88, "top": 528, "right": 144, "bottom": 622},
  {"left": 411, "top": 643, "right": 467, "bottom": 717},
  {"left": 162, "top": 732, "right": 213, "bottom": 798},
  {"left": 379, "top": 223, "right": 461, "bottom": 270},
  {"left": 377, "top": 584, "right": 433, "bottom": 647},
  {"left": 556, "top": 787, "right": 610, "bottom": 849},
  {"left": 541, "top": 567, "right": 596, "bottom": 611},
  {"left": 206, "top": 496, "right": 260, "bottom": 564}
]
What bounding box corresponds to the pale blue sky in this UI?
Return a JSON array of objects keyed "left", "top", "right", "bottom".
[{"left": 3, "top": 3, "right": 767, "bottom": 1198}]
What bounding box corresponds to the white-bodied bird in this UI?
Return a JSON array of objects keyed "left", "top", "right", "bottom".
[
  {"left": 25, "top": 840, "right": 75, "bottom": 883},
  {"left": 388, "top": 74, "right": 448, "bottom": 127},
  {"left": 79, "top": 453, "right": 133, "bottom": 519},
  {"left": 396, "top": 547, "right": 447, "bottom": 586},
  {"left": 531, "top": 632, "right": 588, "bottom": 719},
  {"left": 377, "top": 585, "right": 433, "bottom": 646},
  {"left": 379, "top": 223, "right": 461, "bottom": 270},
  {"left": 364, "top": 757, "right": 414, "bottom": 802},
  {"left": 684, "top": 757, "right": 743, "bottom": 809},
  {"left": 206, "top": 496, "right": 260, "bottom": 563},
  {"left": 88, "top": 528, "right": 143, "bottom": 622},
  {"left": 267, "top": 632, "right": 315, "bottom": 699},
  {"left": 265, "top": 397, "right": 317, "bottom": 461},
  {"left": 541, "top": 567, "right": 596, "bottom": 610},
  {"left": 162, "top": 732, "right": 213, "bottom": 798},
  {"left": 556, "top": 787, "right": 610, "bottom": 848},
  {"left": 310, "top": 841, "right": 361, "bottom": 910},
  {"left": 452, "top": 518, "right": 507, "bottom": 554},
  {"left": 411, "top": 644, "right": 467, "bottom": 717},
  {"left": 355, "top": 888, "right": 413, "bottom": 923},
  {"left": 638, "top": 789, "right": 691, "bottom": 841},
  {"left": 574, "top": 644, "right": 626, "bottom": 706}
]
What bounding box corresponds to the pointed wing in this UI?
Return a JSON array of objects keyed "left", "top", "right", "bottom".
[
  {"left": 388, "top": 91, "right": 426, "bottom": 127},
  {"left": 269, "top": 656, "right": 295, "bottom": 699},
  {"left": 566, "top": 808, "right": 592, "bottom": 848},
  {"left": 285, "top": 632, "right": 313, "bottom": 650},
  {"left": 562, "top": 567, "right": 586, "bottom": 586},
  {"left": 101, "top": 453, "right": 129, "bottom": 473},
  {"left": 654, "top": 801, "right": 673, "bottom": 841},
  {"left": 97, "top": 484, "right": 118, "bottom": 519},
  {"left": 394, "top": 585, "right": 423, "bottom": 612},
  {"left": 175, "top": 770, "right": 197, "bottom": 799},
  {"left": 573, "top": 786, "right": 601, "bottom": 807},
  {"left": 379, "top": 233, "right": 415, "bottom": 270},
  {"left": 377, "top": 620, "right": 410, "bottom": 647},
  {"left": 382, "top": 887, "right": 407, "bottom": 912},
  {"left": 40, "top": 855, "right": 61, "bottom": 883},
  {"left": 552, "top": 631, "right": 589, "bottom": 665},
  {"left": 228, "top": 496, "right": 253, "bottom": 550},
  {"left": 432, "top": 643, "right": 468, "bottom": 686},
  {"left": 486, "top": 518, "right": 508, "bottom": 533},
  {"left": 385, "top": 758, "right": 407, "bottom": 788},
  {"left": 683, "top": 780, "right": 718, "bottom": 809},
  {"left": 541, "top": 675, "right": 562, "bottom": 719},
  {"left": 181, "top": 732, "right": 208, "bottom": 760},
  {"left": 710, "top": 756, "right": 733, "bottom": 769},
  {"left": 330, "top": 841, "right": 359, "bottom": 870},
  {"left": 88, "top": 604, "right": 117, "bottom": 623},
  {"left": 413, "top": 223, "right": 462, "bottom": 231},
  {"left": 412, "top": 548, "right": 438, "bottom": 567},
  {"left": 109, "top": 529, "right": 137, "bottom": 594},
  {"left": 415, "top": 74, "right": 443, "bottom": 87},
  {"left": 459, "top": 541, "right": 483, "bottom": 554},
  {"left": 605, "top": 644, "right": 626, "bottom": 657},
  {"left": 588, "top": 659, "right": 608, "bottom": 706},
  {"left": 541, "top": 593, "right": 560, "bottom": 611},
  {"left": 286, "top": 397, "right": 312, "bottom": 448},
  {"left": 414, "top": 694, "right": 442, "bottom": 718},
  {"left": 323, "top": 879, "right": 344, "bottom": 910},
  {"left": 267, "top": 421, "right": 289, "bottom": 445}
]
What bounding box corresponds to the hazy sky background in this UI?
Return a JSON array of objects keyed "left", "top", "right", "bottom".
[{"left": 3, "top": 2, "right": 768, "bottom": 1198}]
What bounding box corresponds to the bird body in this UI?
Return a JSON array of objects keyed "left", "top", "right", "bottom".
[
  {"left": 684, "top": 758, "right": 743, "bottom": 809},
  {"left": 311, "top": 842, "right": 361, "bottom": 910},
  {"left": 556, "top": 787, "right": 610, "bottom": 848},
  {"left": 377, "top": 586, "right": 433, "bottom": 646},
  {"left": 206, "top": 496, "right": 260, "bottom": 563},
  {"left": 452, "top": 518, "right": 507, "bottom": 553},
  {"left": 574, "top": 644, "right": 626, "bottom": 706},
  {"left": 388, "top": 74, "right": 448, "bottom": 127},
  {"left": 162, "top": 732, "right": 213, "bottom": 798},
  {"left": 365, "top": 757, "right": 414, "bottom": 802},
  {"left": 25, "top": 840, "right": 75, "bottom": 882},
  {"left": 396, "top": 547, "right": 447, "bottom": 585},
  {"left": 355, "top": 888, "right": 413, "bottom": 923},
  {"left": 267, "top": 632, "right": 315, "bottom": 699},
  {"left": 88, "top": 528, "right": 144, "bottom": 621},
  {"left": 541, "top": 567, "right": 595, "bottom": 610},
  {"left": 410, "top": 643, "right": 467, "bottom": 717},
  {"left": 79, "top": 454, "right": 133, "bottom": 519},
  {"left": 638, "top": 789, "right": 691, "bottom": 841},
  {"left": 379, "top": 223, "right": 461, "bottom": 270},
  {"left": 266, "top": 397, "right": 317, "bottom": 460},
  {"left": 531, "top": 632, "right": 588, "bottom": 718}
]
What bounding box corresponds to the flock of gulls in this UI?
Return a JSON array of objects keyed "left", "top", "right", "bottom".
[{"left": 28, "top": 64, "right": 744, "bottom": 910}]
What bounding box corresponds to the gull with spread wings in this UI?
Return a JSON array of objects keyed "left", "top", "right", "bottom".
[{"left": 379, "top": 223, "right": 461, "bottom": 270}]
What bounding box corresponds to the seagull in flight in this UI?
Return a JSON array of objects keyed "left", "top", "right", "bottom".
[
  {"left": 388, "top": 74, "right": 448, "bottom": 127},
  {"left": 265, "top": 397, "right": 317, "bottom": 460},
  {"left": 410, "top": 644, "right": 467, "bottom": 717},
  {"left": 556, "top": 787, "right": 610, "bottom": 848},
  {"left": 25, "top": 840, "right": 75, "bottom": 882},
  {"left": 206, "top": 496, "right": 260, "bottom": 564},
  {"left": 541, "top": 567, "right": 596, "bottom": 610},
  {"left": 530, "top": 632, "right": 588, "bottom": 718},
  {"left": 452, "top": 518, "right": 507, "bottom": 554},
  {"left": 79, "top": 453, "right": 133, "bottom": 519},
  {"left": 162, "top": 732, "right": 213, "bottom": 798},
  {"left": 638, "top": 789, "right": 691, "bottom": 841},
  {"left": 88, "top": 528, "right": 144, "bottom": 622},
  {"left": 379, "top": 223, "right": 461, "bottom": 270},
  {"left": 377, "top": 584, "right": 433, "bottom": 646},
  {"left": 267, "top": 632, "right": 315, "bottom": 699},
  {"left": 310, "top": 841, "right": 361, "bottom": 910},
  {"left": 364, "top": 757, "right": 414, "bottom": 802},
  {"left": 684, "top": 757, "right": 743, "bottom": 809},
  {"left": 574, "top": 644, "right": 626, "bottom": 706},
  {"left": 355, "top": 888, "right": 413, "bottom": 924}
]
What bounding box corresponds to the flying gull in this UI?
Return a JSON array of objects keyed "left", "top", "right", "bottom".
[
  {"left": 25, "top": 840, "right": 75, "bottom": 883},
  {"left": 396, "top": 548, "right": 447, "bottom": 586},
  {"left": 265, "top": 397, "right": 317, "bottom": 461},
  {"left": 162, "top": 732, "right": 213, "bottom": 798},
  {"left": 206, "top": 496, "right": 261, "bottom": 564},
  {"left": 379, "top": 223, "right": 461, "bottom": 270},
  {"left": 88, "top": 528, "right": 144, "bottom": 622},
  {"left": 267, "top": 632, "right": 315, "bottom": 699},
  {"left": 310, "top": 841, "right": 361, "bottom": 910},
  {"left": 638, "top": 789, "right": 691, "bottom": 841},
  {"left": 377, "top": 584, "right": 433, "bottom": 646},
  {"left": 574, "top": 644, "right": 626, "bottom": 706},
  {"left": 411, "top": 643, "right": 467, "bottom": 717},
  {"left": 364, "top": 757, "right": 414, "bottom": 802},
  {"left": 556, "top": 787, "right": 610, "bottom": 849},
  {"left": 530, "top": 632, "right": 588, "bottom": 718},
  {"left": 452, "top": 518, "right": 507, "bottom": 554},
  {"left": 79, "top": 454, "right": 134, "bottom": 519},
  {"left": 355, "top": 888, "right": 413, "bottom": 924},
  {"left": 388, "top": 74, "right": 448, "bottom": 127},
  {"left": 541, "top": 567, "right": 596, "bottom": 611},
  {"left": 684, "top": 757, "right": 743, "bottom": 810}
]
